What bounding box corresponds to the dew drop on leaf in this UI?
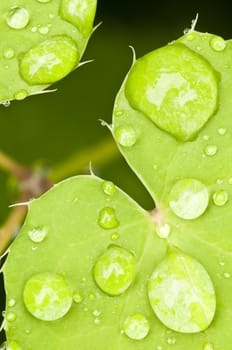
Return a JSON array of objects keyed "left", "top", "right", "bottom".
[
  {"left": 102, "top": 181, "right": 116, "bottom": 196},
  {"left": 73, "top": 292, "right": 83, "bottom": 304},
  {"left": 114, "top": 109, "right": 124, "bottom": 117},
  {"left": 223, "top": 272, "right": 231, "bottom": 279},
  {"left": 38, "top": 26, "right": 49, "bottom": 35},
  {"left": 3, "top": 48, "right": 15, "bottom": 60},
  {"left": 6, "top": 312, "right": 16, "bottom": 322},
  {"left": 210, "top": 36, "right": 226, "bottom": 52},
  {"left": 147, "top": 249, "right": 216, "bottom": 333},
  {"left": 203, "top": 342, "right": 214, "bottom": 350},
  {"left": 7, "top": 299, "right": 16, "bottom": 307},
  {"left": 204, "top": 145, "right": 218, "bottom": 156},
  {"left": 60, "top": 0, "right": 97, "bottom": 37},
  {"left": 14, "top": 90, "right": 28, "bottom": 101},
  {"left": 36, "top": 0, "right": 52, "bottom": 3},
  {"left": 122, "top": 314, "right": 150, "bottom": 340},
  {"left": 156, "top": 224, "right": 171, "bottom": 239},
  {"left": 125, "top": 43, "right": 219, "bottom": 141},
  {"left": 115, "top": 125, "right": 137, "bottom": 147},
  {"left": 93, "top": 246, "right": 135, "bottom": 296},
  {"left": 28, "top": 228, "right": 47, "bottom": 243},
  {"left": 6, "top": 7, "right": 30, "bottom": 30},
  {"left": 111, "top": 232, "right": 120, "bottom": 241},
  {"left": 213, "top": 189, "right": 229, "bottom": 206},
  {"left": 23, "top": 272, "right": 73, "bottom": 321},
  {"left": 19, "top": 36, "right": 79, "bottom": 85},
  {"left": 218, "top": 127, "right": 226, "bottom": 135},
  {"left": 167, "top": 337, "right": 176, "bottom": 345},
  {"left": 98, "top": 207, "right": 119, "bottom": 229},
  {"left": 169, "top": 178, "right": 209, "bottom": 220}
]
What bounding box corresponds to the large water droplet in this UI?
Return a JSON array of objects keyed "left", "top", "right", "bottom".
[
  {"left": 6, "top": 7, "right": 30, "bottom": 29},
  {"left": 210, "top": 36, "right": 226, "bottom": 52},
  {"left": 148, "top": 249, "right": 216, "bottom": 333},
  {"left": 102, "top": 181, "right": 116, "bottom": 196},
  {"left": 122, "top": 314, "right": 150, "bottom": 340},
  {"left": 169, "top": 178, "right": 209, "bottom": 220},
  {"left": 3, "top": 48, "right": 15, "bottom": 60},
  {"left": 23, "top": 272, "right": 73, "bottom": 321},
  {"left": 93, "top": 246, "right": 135, "bottom": 296},
  {"left": 125, "top": 43, "right": 218, "bottom": 141},
  {"left": 60, "top": 0, "right": 97, "bottom": 37},
  {"left": 203, "top": 342, "right": 214, "bottom": 350},
  {"left": 204, "top": 145, "right": 218, "bottom": 156},
  {"left": 115, "top": 125, "right": 137, "bottom": 147},
  {"left": 19, "top": 36, "right": 79, "bottom": 85},
  {"left": 28, "top": 228, "right": 47, "bottom": 243},
  {"left": 98, "top": 207, "right": 119, "bottom": 229},
  {"left": 213, "top": 189, "right": 229, "bottom": 206}
]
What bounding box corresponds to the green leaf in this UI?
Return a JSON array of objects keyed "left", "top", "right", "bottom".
[
  {"left": 0, "top": 0, "right": 97, "bottom": 104},
  {"left": 112, "top": 31, "right": 232, "bottom": 348}
]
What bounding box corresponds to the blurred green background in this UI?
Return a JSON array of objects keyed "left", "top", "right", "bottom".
[{"left": 1, "top": 0, "right": 232, "bottom": 343}]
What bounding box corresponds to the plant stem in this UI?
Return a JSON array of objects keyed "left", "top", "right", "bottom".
[
  {"left": 0, "top": 150, "right": 28, "bottom": 179},
  {"left": 49, "top": 137, "right": 119, "bottom": 182}
]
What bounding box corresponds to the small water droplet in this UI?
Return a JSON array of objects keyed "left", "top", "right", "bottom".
[
  {"left": 122, "top": 314, "right": 150, "bottom": 340},
  {"left": 114, "top": 109, "right": 124, "bottom": 117},
  {"left": 213, "top": 190, "right": 229, "bottom": 206},
  {"left": 23, "top": 272, "right": 73, "bottom": 321},
  {"left": 24, "top": 329, "right": 31, "bottom": 335},
  {"left": 203, "top": 342, "right": 214, "bottom": 350},
  {"left": 98, "top": 207, "right": 119, "bottom": 229},
  {"left": 5, "top": 341, "right": 21, "bottom": 350},
  {"left": 6, "top": 7, "right": 30, "bottom": 29},
  {"left": 111, "top": 232, "right": 119, "bottom": 241},
  {"left": 38, "top": 26, "right": 49, "bottom": 35},
  {"left": 102, "top": 181, "right": 116, "bottom": 196},
  {"left": 28, "top": 228, "right": 47, "bottom": 243},
  {"left": 223, "top": 272, "right": 231, "bottom": 279},
  {"left": 88, "top": 293, "right": 95, "bottom": 300},
  {"left": 186, "top": 33, "right": 195, "bottom": 41},
  {"left": 94, "top": 318, "right": 100, "bottom": 324},
  {"left": 8, "top": 299, "right": 16, "bottom": 307},
  {"left": 93, "top": 246, "right": 135, "bottom": 296},
  {"left": 210, "top": 36, "right": 226, "bottom": 52},
  {"left": 31, "top": 26, "right": 38, "bottom": 33},
  {"left": 115, "top": 125, "right": 137, "bottom": 147},
  {"left": 205, "top": 144, "right": 218, "bottom": 156},
  {"left": 3, "top": 48, "right": 15, "bottom": 60},
  {"left": 219, "top": 260, "right": 225, "bottom": 266},
  {"left": 157, "top": 346, "right": 163, "bottom": 350},
  {"left": 37, "top": 0, "right": 52, "bottom": 3},
  {"left": 167, "top": 337, "right": 176, "bottom": 345},
  {"left": 19, "top": 35, "right": 79, "bottom": 85},
  {"left": 203, "top": 135, "right": 210, "bottom": 141},
  {"left": 73, "top": 292, "right": 83, "bottom": 304},
  {"left": 169, "top": 178, "right": 209, "bottom": 220},
  {"left": 157, "top": 224, "right": 171, "bottom": 239},
  {"left": 83, "top": 306, "right": 88, "bottom": 312},
  {"left": 228, "top": 177, "right": 232, "bottom": 185},
  {"left": 2, "top": 101, "right": 11, "bottom": 107},
  {"left": 218, "top": 127, "right": 226, "bottom": 135},
  {"left": 14, "top": 89, "right": 28, "bottom": 100},
  {"left": 216, "top": 178, "right": 223, "bottom": 185},
  {"left": 92, "top": 309, "right": 101, "bottom": 317},
  {"left": 6, "top": 312, "right": 16, "bottom": 322}
]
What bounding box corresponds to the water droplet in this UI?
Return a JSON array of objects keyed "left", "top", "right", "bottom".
[
  {"left": 14, "top": 89, "right": 28, "bottom": 100},
  {"left": 31, "top": 26, "right": 38, "bottom": 33},
  {"left": 37, "top": 0, "right": 52, "bottom": 3},
  {"left": 228, "top": 177, "right": 232, "bottom": 185},
  {"left": 219, "top": 260, "right": 225, "bottom": 266},
  {"left": 114, "top": 109, "right": 124, "bottom": 117},
  {"left": 102, "top": 181, "right": 116, "bottom": 196},
  {"left": 19, "top": 35, "right": 79, "bottom": 85},
  {"left": 38, "top": 26, "right": 49, "bottom": 35},
  {"left": 210, "top": 36, "right": 226, "bottom": 52},
  {"left": 111, "top": 232, "right": 119, "bottom": 241},
  {"left": 115, "top": 125, "right": 137, "bottom": 147},
  {"left": 203, "top": 135, "right": 210, "bottom": 141},
  {"left": 28, "top": 228, "right": 47, "bottom": 243},
  {"left": 6, "top": 7, "right": 30, "bottom": 29},
  {"left": 216, "top": 178, "right": 223, "bottom": 185},
  {"left": 122, "top": 314, "right": 150, "bottom": 340},
  {"left": 157, "top": 346, "right": 163, "bottom": 350},
  {"left": 157, "top": 224, "right": 171, "bottom": 239},
  {"left": 169, "top": 178, "right": 209, "bottom": 220},
  {"left": 218, "top": 127, "right": 226, "bottom": 135},
  {"left": 213, "top": 190, "right": 229, "bottom": 206},
  {"left": 93, "top": 246, "right": 135, "bottom": 296},
  {"left": 94, "top": 318, "right": 100, "bottom": 324},
  {"left": 92, "top": 309, "right": 101, "bottom": 317},
  {"left": 186, "top": 33, "right": 195, "bottom": 41},
  {"left": 223, "top": 272, "right": 231, "bottom": 279},
  {"left": 6, "top": 312, "right": 16, "bottom": 322},
  {"left": 23, "top": 272, "right": 73, "bottom": 321},
  {"left": 167, "top": 337, "right": 176, "bottom": 345},
  {"left": 73, "top": 292, "right": 83, "bottom": 303},
  {"left": 203, "top": 342, "right": 214, "bottom": 350},
  {"left": 148, "top": 249, "right": 216, "bottom": 333},
  {"left": 98, "top": 207, "right": 119, "bottom": 229},
  {"left": 5, "top": 341, "right": 21, "bottom": 350},
  {"left": 2, "top": 101, "right": 11, "bottom": 107},
  {"left": 24, "top": 329, "right": 31, "bottom": 335},
  {"left": 3, "top": 48, "right": 15, "bottom": 59},
  {"left": 205, "top": 145, "right": 218, "bottom": 156},
  {"left": 88, "top": 293, "right": 95, "bottom": 300},
  {"left": 7, "top": 299, "right": 16, "bottom": 307},
  {"left": 125, "top": 44, "right": 218, "bottom": 141}
]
